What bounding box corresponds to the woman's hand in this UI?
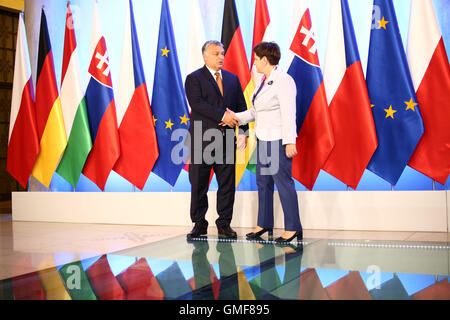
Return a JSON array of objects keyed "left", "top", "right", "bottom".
[{"left": 285, "top": 144, "right": 297, "bottom": 158}]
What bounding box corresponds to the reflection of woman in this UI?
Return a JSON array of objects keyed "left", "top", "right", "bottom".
[{"left": 234, "top": 42, "right": 303, "bottom": 243}]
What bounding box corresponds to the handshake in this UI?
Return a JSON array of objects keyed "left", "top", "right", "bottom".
[
  {"left": 219, "top": 108, "right": 242, "bottom": 128},
  {"left": 219, "top": 108, "right": 247, "bottom": 151}
]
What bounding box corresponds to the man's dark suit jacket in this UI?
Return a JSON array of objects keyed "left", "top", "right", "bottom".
[
  {"left": 184, "top": 65, "right": 248, "bottom": 228},
  {"left": 185, "top": 65, "right": 248, "bottom": 142}
]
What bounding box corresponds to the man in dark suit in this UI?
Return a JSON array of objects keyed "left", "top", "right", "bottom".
[{"left": 184, "top": 40, "right": 248, "bottom": 239}]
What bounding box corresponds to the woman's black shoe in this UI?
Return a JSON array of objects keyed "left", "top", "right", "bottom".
[
  {"left": 246, "top": 228, "right": 273, "bottom": 239},
  {"left": 274, "top": 231, "right": 303, "bottom": 243}
]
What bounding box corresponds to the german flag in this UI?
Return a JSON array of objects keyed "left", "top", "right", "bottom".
[
  {"left": 221, "top": 0, "right": 255, "bottom": 187},
  {"left": 31, "top": 9, "right": 67, "bottom": 188}
]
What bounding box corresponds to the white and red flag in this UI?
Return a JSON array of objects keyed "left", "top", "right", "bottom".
[
  {"left": 407, "top": 0, "right": 450, "bottom": 185},
  {"left": 7, "top": 13, "right": 39, "bottom": 188}
]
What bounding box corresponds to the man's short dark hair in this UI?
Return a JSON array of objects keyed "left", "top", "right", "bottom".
[
  {"left": 202, "top": 40, "right": 224, "bottom": 54},
  {"left": 253, "top": 41, "right": 281, "bottom": 66}
]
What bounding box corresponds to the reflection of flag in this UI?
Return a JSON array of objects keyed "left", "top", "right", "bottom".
[
  {"left": 7, "top": 13, "right": 39, "bottom": 188},
  {"left": 407, "top": 0, "right": 450, "bottom": 185},
  {"left": 322, "top": 0, "right": 377, "bottom": 189},
  {"left": 288, "top": 1, "right": 334, "bottom": 190},
  {"left": 116, "top": 258, "right": 164, "bottom": 300},
  {"left": 156, "top": 262, "right": 192, "bottom": 299},
  {"left": 151, "top": 0, "right": 190, "bottom": 186},
  {"left": 221, "top": 0, "right": 254, "bottom": 187},
  {"left": 366, "top": 0, "right": 424, "bottom": 185},
  {"left": 114, "top": 0, "right": 159, "bottom": 190},
  {"left": 56, "top": 3, "right": 92, "bottom": 188},
  {"left": 31, "top": 9, "right": 67, "bottom": 188},
  {"left": 58, "top": 261, "right": 97, "bottom": 300},
  {"left": 37, "top": 267, "right": 71, "bottom": 300},
  {"left": 237, "top": 266, "right": 256, "bottom": 300},
  {"left": 82, "top": 2, "right": 120, "bottom": 190},
  {"left": 246, "top": 0, "right": 271, "bottom": 174},
  {"left": 85, "top": 255, "right": 125, "bottom": 300},
  {"left": 11, "top": 255, "right": 45, "bottom": 300},
  {"left": 11, "top": 272, "right": 45, "bottom": 300}
]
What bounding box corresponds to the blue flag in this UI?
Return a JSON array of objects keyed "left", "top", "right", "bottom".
[
  {"left": 366, "top": 0, "right": 424, "bottom": 185},
  {"left": 151, "top": 0, "right": 190, "bottom": 186}
]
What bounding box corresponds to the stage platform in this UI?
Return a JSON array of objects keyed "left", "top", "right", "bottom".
[{"left": 12, "top": 191, "right": 450, "bottom": 232}]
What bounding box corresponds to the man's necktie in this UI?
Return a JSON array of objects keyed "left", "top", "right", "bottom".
[{"left": 215, "top": 72, "right": 223, "bottom": 96}]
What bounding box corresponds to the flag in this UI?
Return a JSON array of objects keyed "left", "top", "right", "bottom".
[
  {"left": 322, "top": 0, "right": 377, "bottom": 190},
  {"left": 186, "top": 0, "right": 206, "bottom": 76},
  {"left": 246, "top": 0, "right": 272, "bottom": 174},
  {"left": 182, "top": 0, "right": 205, "bottom": 174},
  {"left": 366, "top": 0, "right": 424, "bottom": 185},
  {"left": 7, "top": 13, "right": 39, "bottom": 188},
  {"left": 116, "top": 258, "right": 164, "bottom": 300},
  {"left": 85, "top": 255, "right": 125, "bottom": 300},
  {"left": 58, "top": 261, "right": 97, "bottom": 300},
  {"left": 55, "top": 3, "right": 92, "bottom": 188},
  {"left": 221, "top": 0, "right": 255, "bottom": 187},
  {"left": 113, "top": 0, "right": 159, "bottom": 190},
  {"left": 251, "top": 0, "right": 272, "bottom": 80},
  {"left": 407, "top": 0, "right": 450, "bottom": 185},
  {"left": 82, "top": 2, "right": 120, "bottom": 190},
  {"left": 31, "top": 9, "right": 67, "bottom": 188},
  {"left": 151, "top": 0, "right": 190, "bottom": 186},
  {"left": 37, "top": 267, "right": 71, "bottom": 300},
  {"left": 287, "top": 1, "right": 335, "bottom": 190}
]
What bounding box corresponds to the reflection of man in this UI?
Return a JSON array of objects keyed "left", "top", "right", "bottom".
[
  {"left": 184, "top": 40, "right": 248, "bottom": 239},
  {"left": 188, "top": 239, "right": 239, "bottom": 300}
]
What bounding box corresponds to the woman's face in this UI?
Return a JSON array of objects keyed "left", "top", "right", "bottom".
[{"left": 253, "top": 54, "right": 267, "bottom": 73}]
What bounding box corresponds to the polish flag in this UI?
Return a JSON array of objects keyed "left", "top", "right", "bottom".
[
  {"left": 407, "top": 0, "right": 450, "bottom": 185},
  {"left": 7, "top": 13, "right": 39, "bottom": 188},
  {"left": 322, "top": 0, "right": 377, "bottom": 189}
]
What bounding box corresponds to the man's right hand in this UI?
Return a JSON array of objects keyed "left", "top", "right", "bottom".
[{"left": 220, "top": 109, "right": 240, "bottom": 128}]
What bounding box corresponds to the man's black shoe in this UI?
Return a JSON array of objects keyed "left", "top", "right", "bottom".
[
  {"left": 217, "top": 226, "right": 237, "bottom": 239},
  {"left": 187, "top": 225, "right": 208, "bottom": 239}
]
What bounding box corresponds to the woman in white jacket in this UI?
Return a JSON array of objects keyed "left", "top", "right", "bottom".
[{"left": 232, "top": 42, "right": 303, "bottom": 243}]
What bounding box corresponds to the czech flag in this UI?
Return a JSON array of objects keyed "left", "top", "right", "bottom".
[
  {"left": 322, "top": 0, "right": 377, "bottom": 190},
  {"left": 113, "top": 0, "right": 159, "bottom": 190}
]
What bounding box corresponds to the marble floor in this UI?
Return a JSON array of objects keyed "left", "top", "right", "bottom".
[{"left": 0, "top": 213, "right": 449, "bottom": 300}]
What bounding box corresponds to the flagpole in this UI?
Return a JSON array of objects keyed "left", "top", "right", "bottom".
[{"left": 432, "top": 180, "right": 436, "bottom": 191}]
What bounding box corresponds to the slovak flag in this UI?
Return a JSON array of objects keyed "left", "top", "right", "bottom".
[
  {"left": 82, "top": 2, "right": 120, "bottom": 190},
  {"left": 322, "top": 0, "right": 377, "bottom": 190},
  {"left": 287, "top": 0, "right": 335, "bottom": 190},
  {"left": 113, "top": 0, "right": 159, "bottom": 190}
]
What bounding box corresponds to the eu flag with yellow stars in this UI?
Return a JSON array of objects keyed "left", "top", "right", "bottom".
[
  {"left": 151, "top": 0, "right": 190, "bottom": 186},
  {"left": 366, "top": 0, "right": 424, "bottom": 185}
]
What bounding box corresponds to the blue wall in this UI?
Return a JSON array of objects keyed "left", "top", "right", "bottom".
[{"left": 25, "top": 0, "right": 449, "bottom": 192}]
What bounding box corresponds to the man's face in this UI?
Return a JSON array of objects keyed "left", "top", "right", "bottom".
[{"left": 203, "top": 44, "right": 225, "bottom": 71}]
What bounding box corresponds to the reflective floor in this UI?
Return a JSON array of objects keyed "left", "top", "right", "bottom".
[{"left": 1, "top": 218, "right": 449, "bottom": 300}]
